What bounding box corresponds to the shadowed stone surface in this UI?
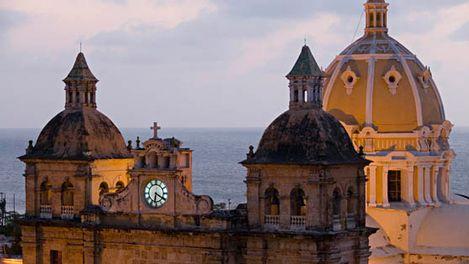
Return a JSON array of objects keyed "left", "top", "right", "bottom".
[
  {"left": 22, "top": 108, "right": 131, "bottom": 160},
  {"left": 244, "top": 107, "right": 367, "bottom": 165}
]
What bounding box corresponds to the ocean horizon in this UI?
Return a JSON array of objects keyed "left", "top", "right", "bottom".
[{"left": 1, "top": 126, "right": 469, "bottom": 213}]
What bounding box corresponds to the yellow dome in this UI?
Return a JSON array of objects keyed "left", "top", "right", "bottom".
[{"left": 323, "top": 1, "right": 445, "bottom": 133}]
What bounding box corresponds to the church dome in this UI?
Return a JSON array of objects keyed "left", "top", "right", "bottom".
[
  {"left": 246, "top": 108, "right": 366, "bottom": 166},
  {"left": 28, "top": 108, "right": 130, "bottom": 160},
  {"left": 323, "top": 0, "right": 446, "bottom": 132},
  {"left": 22, "top": 52, "right": 131, "bottom": 160}
]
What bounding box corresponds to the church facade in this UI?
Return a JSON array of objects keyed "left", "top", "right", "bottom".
[
  {"left": 323, "top": 1, "right": 469, "bottom": 263},
  {"left": 18, "top": 34, "right": 374, "bottom": 263}
]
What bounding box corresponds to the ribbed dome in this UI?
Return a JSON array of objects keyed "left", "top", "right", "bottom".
[
  {"left": 244, "top": 108, "right": 367, "bottom": 165},
  {"left": 24, "top": 108, "right": 131, "bottom": 160},
  {"left": 323, "top": 16, "right": 446, "bottom": 132}
]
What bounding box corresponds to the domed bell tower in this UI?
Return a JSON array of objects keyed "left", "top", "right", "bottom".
[{"left": 242, "top": 45, "right": 373, "bottom": 263}]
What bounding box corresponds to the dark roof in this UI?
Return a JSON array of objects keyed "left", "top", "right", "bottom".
[
  {"left": 287, "top": 45, "right": 322, "bottom": 77},
  {"left": 242, "top": 108, "right": 369, "bottom": 166},
  {"left": 20, "top": 108, "right": 132, "bottom": 161},
  {"left": 63, "top": 52, "right": 98, "bottom": 82}
]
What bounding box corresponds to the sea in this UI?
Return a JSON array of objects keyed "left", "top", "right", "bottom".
[{"left": 1, "top": 127, "right": 468, "bottom": 213}]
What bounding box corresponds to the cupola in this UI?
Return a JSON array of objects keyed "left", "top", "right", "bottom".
[{"left": 365, "top": 0, "right": 389, "bottom": 35}]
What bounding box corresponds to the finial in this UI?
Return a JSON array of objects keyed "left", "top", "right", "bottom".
[
  {"left": 358, "top": 146, "right": 365, "bottom": 157},
  {"left": 127, "top": 140, "right": 132, "bottom": 151},
  {"left": 247, "top": 145, "right": 255, "bottom": 159},
  {"left": 26, "top": 140, "right": 34, "bottom": 154},
  {"left": 136, "top": 137, "right": 141, "bottom": 149},
  {"left": 80, "top": 42, "right": 82, "bottom": 53},
  {"left": 304, "top": 34, "right": 307, "bottom": 46}
]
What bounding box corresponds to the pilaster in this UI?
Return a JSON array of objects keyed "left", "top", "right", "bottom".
[
  {"left": 368, "top": 166, "right": 377, "bottom": 207},
  {"left": 381, "top": 167, "right": 389, "bottom": 207}
]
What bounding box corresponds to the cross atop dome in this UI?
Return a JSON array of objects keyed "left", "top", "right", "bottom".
[{"left": 364, "top": 0, "right": 389, "bottom": 35}]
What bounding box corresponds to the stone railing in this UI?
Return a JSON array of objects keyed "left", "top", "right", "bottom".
[
  {"left": 290, "top": 215, "right": 306, "bottom": 229},
  {"left": 264, "top": 215, "right": 280, "bottom": 227},
  {"left": 61, "top": 205, "right": 74, "bottom": 220},
  {"left": 346, "top": 214, "right": 356, "bottom": 229},
  {"left": 332, "top": 215, "right": 342, "bottom": 231},
  {"left": 39, "top": 205, "right": 52, "bottom": 219}
]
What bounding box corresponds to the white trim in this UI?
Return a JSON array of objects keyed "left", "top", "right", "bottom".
[
  {"left": 323, "top": 58, "right": 346, "bottom": 109},
  {"left": 414, "top": 59, "right": 446, "bottom": 120},
  {"left": 366, "top": 57, "right": 376, "bottom": 126}
]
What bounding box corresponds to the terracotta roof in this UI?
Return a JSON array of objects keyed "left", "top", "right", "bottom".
[
  {"left": 63, "top": 52, "right": 98, "bottom": 82},
  {"left": 287, "top": 45, "right": 322, "bottom": 78},
  {"left": 242, "top": 108, "right": 369, "bottom": 166}
]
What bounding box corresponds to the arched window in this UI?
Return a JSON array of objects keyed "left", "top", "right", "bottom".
[
  {"left": 303, "top": 90, "right": 308, "bottom": 103},
  {"left": 115, "top": 181, "right": 125, "bottom": 191},
  {"left": 264, "top": 187, "right": 280, "bottom": 216},
  {"left": 290, "top": 188, "right": 306, "bottom": 216},
  {"left": 99, "top": 182, "right": 109, "bottom": 195},
  {"left": 294, "top": 90, "right": 299, "bottom": 102},
  {"left": 147, "top": 152, "right": 157, "bottom": 168},
  {"left": 40, "top": 180, "right": 51, "bottom": 205},
  {"left": 332, "top": 188, "right": 342, "bottom": 217},
  {"left": 61, "top": 181, "right": 74, "bottom": 206},
  {"left": 346, "top": 188, "right": 356, "bottom": 216}
]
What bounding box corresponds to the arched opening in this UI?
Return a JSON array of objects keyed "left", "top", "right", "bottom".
[
  {"left": 40, "top": 181, "right": 51, "bottom": 206},
  {"left": 303, "top": 90, "right": 308, "bottom": 103},
  {"left": 39, "top": 180, "right": 52, "bottom": 218},
  {"left": 115, "top": 181, "right": 125, "bottom": 192},
  {"left": 99, "top": 182, "right": 109, "bottom": 195},
  {"left": 369, "top": 13, "right": 375, "bottom": 27},
  {"left": 61, "top": 181, "right": 74, "bottom": 206},
  {"left": 264, "top": 187, "right": 280, "bottom": 216},
  {"left": 377, "top": 12, "right": 382, "bottom": 27},
  {"left": 290, "top": 188, "right": 306, "bottom": 216},
  {"left": 61, "top": 180, "right": 74, "bottom": 219},
  {"left": 332, "top": 188, "right": 342, "bottom": 230},
  {"left": 147, "top": 152, "right": 157, "bottom": 168},
  {"left": 293, "top": 90, "right": 299, "bottom": 102},
  {"left": 264, "top": 187, "right": 280, "bottom": 226}
]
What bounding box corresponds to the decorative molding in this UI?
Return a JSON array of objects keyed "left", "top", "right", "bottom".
[
  {"left": 418, "top": 67, "right": 432, "bottom": 93},
  {"left": 383, "top": 65, "right": 402, "bottom": 96},
  {"left": 340, "top": 66, "right": 360, "bottom": 95}
]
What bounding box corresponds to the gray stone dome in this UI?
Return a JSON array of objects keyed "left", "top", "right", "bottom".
[
  {"left": 23, "top": 108, "right": 131, "bottom": 160},
  {"left": 244, "top": 108, "right": 368, "bottom": 165}
]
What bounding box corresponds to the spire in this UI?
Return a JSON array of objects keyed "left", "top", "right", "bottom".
[
  {"left": 287, "top": 45, "right": 324, "bottom": 110},
  {"left": 287, "top": 45, "right": 322, "bottom": 78},
  {"left": 63, "top": 52, "right": 99, "bottom": 110},
  {"left": 64, "top": 52, "right": 98, "bottom": 82},
  {"left": 364, "top": 0, "right": 389, "bottom": 35}
]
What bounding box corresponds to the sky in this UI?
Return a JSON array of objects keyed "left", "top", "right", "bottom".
[{"left": 0, "top": 0, "right": 468, "bottom": 129}]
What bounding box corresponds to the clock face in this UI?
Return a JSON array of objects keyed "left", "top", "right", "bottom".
[{"left": 144, "top": 179, "right": 168, "bottom": 208}]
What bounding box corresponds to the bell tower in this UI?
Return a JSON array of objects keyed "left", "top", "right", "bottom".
[
  {"left": 286, "top": 45, "right": 324, "bottom": 110},
  {"left": 64, "top": 52, "right": 98, "bottom": 109},
  {"left": 365, "top": 0, "right": 389, "bottom": 34}
]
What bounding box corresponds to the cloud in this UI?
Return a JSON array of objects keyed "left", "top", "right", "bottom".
[{"left": 451, "top": 22, "right": 469, "bottom": 41}]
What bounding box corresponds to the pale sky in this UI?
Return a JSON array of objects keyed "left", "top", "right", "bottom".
[{"left": 0, "top": 0, "right": 468, "bottom": 128}]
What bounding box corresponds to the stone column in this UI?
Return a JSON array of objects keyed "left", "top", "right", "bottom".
[
  {"left": 246, "top": 171, "right": 261, "bottom": 228},
  {"left": 382, "top": 167, "right": 390, "bottom": 207},
  {"left": 431, "top": 166, "right": 440, "bottom": 204},
  {"left": 403, "top": 166, "right": 415, "bottom": 207},
  {"left": 444, "top": 163, "right": 453, "bottom": 203},
  {"left": 424, "top": 166, "right": 432, "bottom": 205},
  {"left": 368, "top": 166, "right": 377, "bottom": 207},
  {"left": 416, "top": 166, "right": 426, "bottom": 206}
]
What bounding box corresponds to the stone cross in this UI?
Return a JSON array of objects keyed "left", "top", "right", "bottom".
[{"left": 151, "top": 122, "right": 161, "bottom": 139}]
